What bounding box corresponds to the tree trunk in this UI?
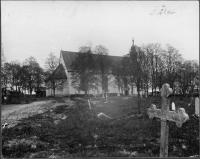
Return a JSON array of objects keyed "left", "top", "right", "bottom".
[
  {"left": 159, "top": 74, "right": 162, "bottom": 90},
  {"left": 118, "top": 83, "right": 121, "bottom": 96},
  {"left": 85, "top": 90, "right": 88, "bottom": 98},
  {"left": 29, "top": 82, "right": 32, "bottom": 97},
  {"left": 137, "top": 91, "right": 141, "bottom": 114},
  {"left": 85, "top": 79, "right": 88, "bottom": 98},
  {"left": 53, "top": 80, "right": 55, "bottom": 97},
  {"left": 155, "top": 56, "right": 158, "bottom": 96},
  {"left": 102, "top": 90, "right": 104, "bottom": 98},
  {"left": 146, "top": 81, "right": 148, "bottom": 97},
  {"left": 183, "top": 89, "right": 185, "bottom": 97},
  {"left": 102, "top": 73, "right": 104, "bottom": 98},
  {"left": 137, "top": 78, "right": 141, "bottom": 114},
  {"left": 53, "top": 88, "right": 55, "bottom": 97},
  {"left": 131, "top": 85, "right": 133, "bottom": 95},
  {"left": 30, "top": 88, "right": 32, "bottom": 98}
]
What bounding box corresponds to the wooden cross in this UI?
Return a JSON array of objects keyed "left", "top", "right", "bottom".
[{"left": 147, "top": 83, "right": 189, "bottom": 157}]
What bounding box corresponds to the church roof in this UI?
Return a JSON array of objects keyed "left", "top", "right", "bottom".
[
  {"left": 61, "top": 50, "right": 123, "bottom": 71},
  {"left": 46, "top": 50, "right": 124, "bottom": 81},
  {"left": 45, "top": 63, "right": 67, "bottom": 81},
  {"left": 61, "top": 51, "right": 79, "bottom": 71}
]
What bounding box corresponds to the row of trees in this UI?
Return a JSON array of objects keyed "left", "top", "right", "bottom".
[
  {"left": 1, "top": 49, "right": 59, "bottom": 96},
  {"left": 1, "top": 57, "right": 44, "bottom": 95},
  {"left": 1, "top": 42, "right": 198, "bottom": 97},
  {"left": 70, "top": 43, "right": 199, "bottom": 97},
  {"left": 124, "top": 43, "right": 199, "bottom": 96}
]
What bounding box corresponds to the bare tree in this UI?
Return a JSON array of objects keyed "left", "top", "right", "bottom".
[
  {"left": 126, "top": 41, "right": 148, "bottom": 114},
  {"left": 1, "top": 43, "right": 6, "bottom": 87},
  {"left": 1, "top": 43, "right": 6, "bottom": 70},
  {"left": 44, "top": 53, "right": 59, "bottom": 96},
  {"left": 3, "top": 61, "right": 21, "bottom": 91},
  {"left": 179, "top": 60, "right": 199, "bottom": 96},
  {"left": 44, "top": 52, "right": 59, "bottom": 74},
  {"left": 156, "top": 52, "right": 166, "bottom": 90},
  {"left": 141, "top": 44, "right": 155, "bottom": 95},
  {"left": 141, "top": 43, "right": 163, "bottom": 96},
  {"left": 111, "top": 60, "right": 123, "bottom": 95},
  {"left": 23, "top": 56, "right": 43, "bottom": 95},
  {"left": 71, "top": 46, "right": 97, "bottom": 96},
  {"left": 93, "top": 45, "right": 112, "bottom": 98},
  {"left": 163, "top": 44, "right": 183, "bottom": 91}
]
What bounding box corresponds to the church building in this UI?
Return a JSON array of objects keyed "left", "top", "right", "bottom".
[{"left": 45, "top": 41, "right": 138, "bottom": 97}]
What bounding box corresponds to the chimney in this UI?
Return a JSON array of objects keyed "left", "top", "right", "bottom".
[{"left": 132, "top": 38, "right": 134, "bottom": 46}]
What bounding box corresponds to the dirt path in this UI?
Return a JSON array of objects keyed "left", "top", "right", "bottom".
[{"left": 1, "top": 98, "right": 73, "bottom": 128}]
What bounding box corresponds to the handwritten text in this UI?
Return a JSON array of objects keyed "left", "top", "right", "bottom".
[{"left": 150, "top": 5, "right": 175, "bottom": 15}]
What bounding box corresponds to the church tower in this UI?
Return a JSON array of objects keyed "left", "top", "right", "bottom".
[{"left": 130, "top": 38, "right": 137, "bottom": 55}]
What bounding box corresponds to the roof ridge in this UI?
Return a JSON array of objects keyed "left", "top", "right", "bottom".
[
  {"left": 61, "top": 50, "right": 123, "bottom": 57},
  {"left": 61, "top": 50, "right": 78, "bottom": 53}
]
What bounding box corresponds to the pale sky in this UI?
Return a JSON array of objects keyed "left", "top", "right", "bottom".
[{"left": 1, "top": 1, "right": 199, "bottom": 68}]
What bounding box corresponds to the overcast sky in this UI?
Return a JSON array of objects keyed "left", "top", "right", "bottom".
[{"left": 2, "top": 1, "right": 199, "bottom": 68}]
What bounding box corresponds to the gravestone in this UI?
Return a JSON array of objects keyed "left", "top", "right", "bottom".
[
  {"left": 88, "top": 99, "right": 91, "bottom": 110},
  {"left": 102, "top": 90, "right": 105, "bottom": 98},
  {"left": 188, "top": 97, "right": 194, "bottom": 106},
  {"left": 172, "top": 102, "right": 175, "bottom": 111},
  {"left": 138, "top": 99, "right": 141, "bottom": 115},
  {"left": 140, "top": 91, "right": 143, "bottom": 98},
  {"left": 104, "top": 91, "right": 108, "bottom": 103},
  {"left": 195, "top": 97, "right": 199, "bottom": 116},
  {"left": 147, "top": 83, "right": 189, "bottom": 157}
]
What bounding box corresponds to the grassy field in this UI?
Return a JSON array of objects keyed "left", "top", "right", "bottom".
[{"left": 2, "top": 96, "right": 199, "bottom": 158}]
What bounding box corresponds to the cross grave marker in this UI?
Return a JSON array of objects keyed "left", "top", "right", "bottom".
[{"left": 147, "top": 83, "right": 189, "bottom": 157}]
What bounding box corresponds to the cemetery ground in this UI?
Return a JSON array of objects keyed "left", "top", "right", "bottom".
[{"left": 2, "top": 95, "right": 199, "bottom": 158}]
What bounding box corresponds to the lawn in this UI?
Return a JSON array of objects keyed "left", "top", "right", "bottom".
[{"left": 2, "top": 96, "right": 199, "bottom": 158}]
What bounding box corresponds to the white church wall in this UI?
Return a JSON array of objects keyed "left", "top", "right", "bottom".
[
  {"left": 55, "top": 89, "right": 64, "bottom": 97},
  {"left": 45, "top": 81, "right": 53, "bottom": 97},
  {"left": 107, "top": 75, "right": 120, "bottom": 94},
  {"left": 46, "top": 88, "right": 52, "bottom": 97},
  {"left": 60, "top": 51, "right": 71, "bottom": 95},
  {"left": 68, "top": 72, "right": 83, "bottom": 94},
  {"left": 62, "top": 80, "right": 69, "bottom": 95},
  {"left": 46, "top": 75, "right": 138, "bottom": 97},
  {"left": 45, "top": 79, "right": 69, "bottom": 97},
  {"left": 55, "top": 79, "right": 69, "bottom": 97},
  {"left": 132, "top": 86, "right": 137, "bottom": 95},
  {"left": 67, "top": 75, "right": 120, "bottom": 96},
  {"left": 60, "top": 52, "right": 68, "bottom": 76},
  {"left": 60, "top": 52, "right": 84, "bottom": 95}
]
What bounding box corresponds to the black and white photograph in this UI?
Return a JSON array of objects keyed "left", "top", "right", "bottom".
[{"left": 1, "top": 1, "right": 199, "bottom": 158}]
